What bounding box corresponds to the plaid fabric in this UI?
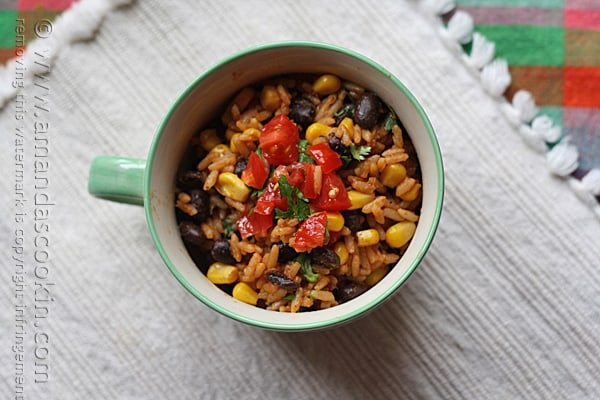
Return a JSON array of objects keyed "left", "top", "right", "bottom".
[
  {"left": 0, "top": 0, "right": 76, "bottom": 65},
  {"left": 455, "top": 0, "right": 600, "bottom": 175}
]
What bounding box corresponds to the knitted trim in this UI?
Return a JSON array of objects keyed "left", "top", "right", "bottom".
[
  {"left": 419, "top": 0, "right": 600, "bottom": 219},
  {"left": 0, "top": 0, "right": 132, "bottom": 110}
]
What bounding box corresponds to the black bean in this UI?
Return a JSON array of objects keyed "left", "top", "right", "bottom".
[
  {"left": 277, "top": 243, "right": 298, "bottom": 263},
  {"left": 188, "top": 189, "right": 210, "bottom": 223},
  {"left": 177, "top": 170, "right": 204, "bottom": 190},
  {"left": 310, "top": 247, "right": 340, "bottom": 270},
  {"left": 327, "top": 133, "right": 351, "bottom": 158},
  {"left": 265, "top": 270, "right": 300, "bottom": 292},
  {"left": 342, "top": 211, "right": 363, "bottom": 232},
  {"left": 211, "top": 239, "right": 236, "bottom": 264},
  {"left": 234, "top": 157, "right": 248, "bottom": 177},
  {"left": 355, "top": 92, "right": 382, "bottom": 129},
  {"left": 288, "top": 97, "right": 315, "bottom": 129},
  {"left": 179, "top": 221, "right": 206, "bottom": 247},
  {"left": 335, "top": 279, "right": 368, "bottom": 303}
]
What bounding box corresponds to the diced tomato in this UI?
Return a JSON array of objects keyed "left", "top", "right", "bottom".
[
  {"left": 259, "top": 114, "right": 300, "bottom": 165},
  {"left": 286, "top": 163, "right": 305, "bottom": 188},
  {"left": 237, "top": 212, "right": 274, "bottom": 239},
  {"left": 254, "top": 182, "right": 288, "bottom": 216},
  {"left": 300, "top": 163, "right": 319, "bottom": 199},
  {"left": 241, "top": 151, "right": 269, "bottom": 189},
  {"left": 282, "top": 162, "right": 320, "bottom": 199},
  {"left": 311, "top": 172, "right": 351, "bottom": 211},
  {"left": 307, "top": 142, "right": 342, "bottom": 174},
  {"left": 270, "top": 165, "right": 289, "bottom": 183},
  {"left": 292, "top": 212, "right": 328, "bottom": 251}
]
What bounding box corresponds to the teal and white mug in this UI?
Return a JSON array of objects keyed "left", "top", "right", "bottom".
[{"left": 88, "top": 41, "right": 444, "bottom": 331}]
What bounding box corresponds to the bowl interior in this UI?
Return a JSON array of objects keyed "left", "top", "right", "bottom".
[{"left": 145, "top": 42, "right": 443, "bottom": 330}]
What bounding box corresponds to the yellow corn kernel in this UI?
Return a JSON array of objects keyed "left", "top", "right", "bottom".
[
  {"left": 225, "top": 128, "right": 238, "bottom": 141},
  {"left": 356, "top": 229, "right": 380, "bottom": 247},
  {"left": 207, "top": 262, "right": 239, "bottom": 285},
  {"left": 313, "top": 74, "right": 342, "bottom": 95},
  {"left": 385, "top": 221, "right": 416, "bottom": 248},
  {"left": 400, "top": 183, "right": 421, "bottom": 201},
  {"left": 210, "top": 144, "right": 230, "bottom": 155},
  {"left": 305, "top": 122, "right": 332, "bottom": 143},
  {"left": 242, "top": 127, "right": 261, "bottom": 139},
  {"left": 215, "top": 172, "right": 251, "bottom": 202},
  {"left": 199, "top": 129, "right": 222, "bottom": 152},
  {"left": 333, "top": 242, "right": 349, "bottom": 265},
  {"left": 347, "top": 190, "right": 376, "bottom": 210},
  {"left": 326, "top": 212, "right": 345, "bottom": 232},
  {"left": 260, "top": 85, "right": 281, "bottom": 112},
  {"left": 229, "top": 133, "right": 241, "bottom": 153},
  {"left": 365, "top": 265, "right": 390, "bottom": 286},
  {"left": 232, "top": 282, "right": 258, "bottom": 305},
  {"left": 339, "top": 117, "right": 354, "bottom": 136},
  {"left": 380, "top": 164, "right": 407, "bottom": 188}
]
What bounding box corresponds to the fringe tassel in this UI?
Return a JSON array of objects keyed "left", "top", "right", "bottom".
[
  {"left": 439, "top": 11, "right": 474, "bottom": 54},
  {"left": 481, "top": 59, "right": 511, "bottom": 98},
  {"left": 419, "top": 1, "right": 599, "bottom": 218},
  {"left": 462, "top": 32, "right": 495, "bottom": 71},
  {"left": 570, "top": 169, "right": 600, "bottom": 218},
  {"left": 547, "top": 138, "right": 579, "bottom": 177},
  {"left": 422, "top": 0, "right": 456, "bottom": 16}
]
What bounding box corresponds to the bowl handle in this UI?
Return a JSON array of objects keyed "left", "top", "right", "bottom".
[{"left": 88, "top": 156, "right": 146, "bottom": 206}]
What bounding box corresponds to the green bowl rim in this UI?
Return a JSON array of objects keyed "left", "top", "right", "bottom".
[{"left": 144, "top": 40, "right": 444, "bottom": 331}]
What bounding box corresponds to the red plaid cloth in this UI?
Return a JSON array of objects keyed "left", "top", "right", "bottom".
[
  {"left": 0, "top": 0, "right": 76, "bottom": 64},
  {"left": 455, "top": 0, "right": 600, "bottom": 181}
]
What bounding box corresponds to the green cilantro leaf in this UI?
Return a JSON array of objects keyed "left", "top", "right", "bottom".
[
  {"left": 295, "top": 253, "right": 319, "bottom": 283},
  {"left": 340, "top": 154, "right": 352, "bottom": 168},
  {"left": 349, "top": 144, "right": 371, "bottom": 161},
  {"left": 222, "top": 220, "right": 235, "bottom": 238},
  {"left": 283, "top": 294, "right": 296, "bottom": 301},
  {"left": 251, "top": 186, "right": 267, "bottom": 199},
  {"left": 383, "top": 110, "right": 398, "bottom": 132},
  {"left": 275, "top": 176, "right": 311, "bottom": 222},
  {"left": 298, "top": 139, "right": 315, "bottom": 164},
  {"left": 334, "top": 104, "right": 354, "bottom": 119}
]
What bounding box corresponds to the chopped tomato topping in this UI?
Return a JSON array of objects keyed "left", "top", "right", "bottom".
[
  {"left": 307, "top": 142, "right": 342, "bottom": 174},
  {"left": 254, "top": 182, "right": 288, "bottom": 216},
  {"left": 237, "top": 212, "right": 274, "bottom": 239},
  {"left": 292, "top": 212, "right": 328, "bottom": 251},
  {"left": 259, "top": 114, "right": 299, "bottom": 165},
  {"left": 311, "top": 172, "right": 351, "bottom": 211},
  {"left": 241, "top": 151, "right": 269, "bottom": 189}
]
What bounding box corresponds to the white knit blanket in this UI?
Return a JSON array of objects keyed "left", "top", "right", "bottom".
[{"left": 1, "top": 1, "right": 599, "bottom": 399}]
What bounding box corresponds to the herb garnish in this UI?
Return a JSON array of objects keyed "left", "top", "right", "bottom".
[
  {"left": 334, "top": 104, "right": 355, "bottom": 120},
  {"left": 340, "top": 144, "right": 371, "bottom": 166},
  {"left": 383, "top": 110, "right": 398, "bottom": 132},
  {"left": 274, "top": 176, "right": 311, "bottom": 222},
  {"left": 349, "top": 144, "right": 371, "bottom": 161},
  {"left": 298, "top": 139, "right": 315, "bottom": 164},
  {"left": 222, "top": 220, "right": 235, "bottom": 238},
  {"left": 295, "top": 253, "right": 319, "bottom": 282}
]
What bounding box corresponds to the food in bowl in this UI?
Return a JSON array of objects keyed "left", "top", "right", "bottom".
[{"left": 174, "top": 73, "right": 422, "bottom": 312}]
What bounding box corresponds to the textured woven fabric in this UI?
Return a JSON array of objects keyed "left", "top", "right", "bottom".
[
  {"left": 454, "top": 0, "right": 600, "bottom": 189},
  {"left": 1, "top": 0, "right": 600, "bottom": 399}
]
